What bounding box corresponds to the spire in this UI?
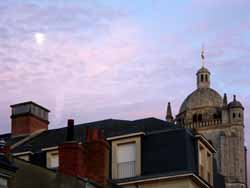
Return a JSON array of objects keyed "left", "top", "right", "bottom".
[
  {"left": 166, "top": 102, "right": 174, "bottom": 123},
  {"left": 196, "top": 45, "right": 210, "bottom": 89},
  {"left": 223, "top": 93, "right": 228, "bottom": 107},
  {"left": 201, "top": 45, "right": 205, "bottom": 67}
]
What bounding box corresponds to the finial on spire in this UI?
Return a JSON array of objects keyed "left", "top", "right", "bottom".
[
  {"left": 201, "top": 45, "right": 205, "bottom": 67},
  {"left": 166, "top": 102, "right": 174, "bottom": 123},
  {"left": 233, "top": 95, "right": 236, "bottom": 101}
]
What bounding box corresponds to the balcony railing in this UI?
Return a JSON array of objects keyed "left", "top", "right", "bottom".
[
  {"left": 117, "top": 161, "right": 136, "bottom": 179},
  {"left": 183, "top": 119, "right": 222, "bottom": 129}
]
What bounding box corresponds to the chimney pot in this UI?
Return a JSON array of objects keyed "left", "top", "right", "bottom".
[{"left": 66, "top": 119, "right": 74, "bottom": 141}]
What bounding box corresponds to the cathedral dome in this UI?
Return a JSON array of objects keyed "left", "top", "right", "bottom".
[{"left": 179, "top": 88, "right": 223, "bottom": 114}]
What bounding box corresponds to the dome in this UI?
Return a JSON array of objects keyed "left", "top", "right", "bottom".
[
  {"left": 228, "top": 95, "right": 244, "bottom": 109},
  {"left": 179, "top": 88, "right": 223, "bottom": 114},
  {"left": 196, "top": 67, "right": 210, "bottom": 75}
]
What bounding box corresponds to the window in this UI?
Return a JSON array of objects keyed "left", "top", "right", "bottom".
[
  {"left": 46, "top": 150, "right": 59, "bottom": 168},
  {"left": 110, "top": 135, "right": 142, "bottom": 179},
  {"left": 0, "top": 177, "right": 8, "bottom": 188},
  {"left": 198, "top": 141, "right": 213, "bottom": 185},
  {"left": 117, "top": 143, "right": 136, "bottom": 178},
  {"left": 198, "top": 114, "right": 202, "bottom": 122},
  {"left": 213, "top": 114, "right": 217, "bottom": 119},
  {"left": 239, "top": 113, "right": 241, "bottom": 118},
  {"left": 233, "top": 113, "right": 236, "bottom": 118},
  {"left": 17, "top": 155, "right": 29, "bottom": 161},
  {"left": 193, "top": 114, "right": 197, "bottom": 123},
  {"left": 201, "top": 74, "right": 204, "bottom": 82},
  {"left": 207, "top": 152, "right": 212, "bottom": 185},
  {"left": 205, "top": 74, "right": 208, "bottom": 82},
  {"left": 199, "top": 145, "right": 205, "bottom": 178}
]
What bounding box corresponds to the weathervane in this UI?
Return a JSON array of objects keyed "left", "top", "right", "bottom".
[{"left": 201, "top": 45, "right": 205, "bottom": 67}]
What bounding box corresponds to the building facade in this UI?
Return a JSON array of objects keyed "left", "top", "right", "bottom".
[{"left": 173, "top": 52, "right": 247, "bottom": 188}]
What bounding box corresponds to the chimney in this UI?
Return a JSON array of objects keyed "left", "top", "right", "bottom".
[
  {"left": 59, "top": 119, "right": 87, "bottom": 178},
  {"left": 10, "top": 101, "right": 50, "bottom": 137},
  {"left": 85, "top": 128, "right": 109, "bottom": 186},
  {"left": 58, "top": 120, "right": 110, "bottom": 187},
  {"left": 66, "top": 119, "right": 74, "bottom": 141}
]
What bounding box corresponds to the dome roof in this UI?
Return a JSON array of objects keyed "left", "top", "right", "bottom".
[
  {"left": 228, "top": 95, "right": 244, "bottom": 109},
  {"left": 179, "top": 88, "right": 223, "bottom": 114},
  {"left": 196, "top": 67, "right": 210, "bottom": 75}
]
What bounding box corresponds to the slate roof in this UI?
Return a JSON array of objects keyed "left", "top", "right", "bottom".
[
  {"left": 0, "top": 155, "right": 17, "bottom": 172},
  {"left": 0, "top": 133, "right": 26, "bottom": 147},
  {"left": 0, "top": 117, "right": 224, "bottom": 188},
  {"left": 0, "top": 117, "right": 176, "bottom": 154}
]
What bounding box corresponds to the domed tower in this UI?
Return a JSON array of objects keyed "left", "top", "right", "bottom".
[
  {"left": 176, "top": 48, "right": 223, "bottom": 126},
  {"left": 228, "top": 95, "right": 244, "bottom": 124},
  {"left": 174, "top": 48, "right": 247, "bottom": 188}
]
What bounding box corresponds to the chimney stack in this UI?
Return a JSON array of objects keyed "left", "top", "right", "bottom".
[
  {"left": 10, "top": 101, "right": 50, "bottom": 137},
  {"left": 85, "top": 128, "right": 109, "bottom": 186},
  {"left": 59, "top": 119, "right": 87, "bottom": 178},
  {"left": 59, "top": 120, "right": 110, "bottom": 187}
]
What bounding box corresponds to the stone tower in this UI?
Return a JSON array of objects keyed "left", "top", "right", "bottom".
[{"left": 174, "top": 50, "right": 247, "bottom": 188}]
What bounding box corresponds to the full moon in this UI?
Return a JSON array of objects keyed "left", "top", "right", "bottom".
[{"left": 34, "top": 32, "right": 45, "bottom": 45}]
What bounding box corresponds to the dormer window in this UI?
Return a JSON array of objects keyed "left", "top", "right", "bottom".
[
  {"left": 13, "top": 151, "right": 32, "bottom": 161},
  {"left": 43, "top": 148, "right": 59, "bottom": 169},
  {"left": 17, "top": 155, "right": 30, "bottom": 161},
  {"left": 46, "top": 150, "right": 59, "bottom": 168},
  {"left": 108, "top": 132, "right": 143, "bottom": 179}
]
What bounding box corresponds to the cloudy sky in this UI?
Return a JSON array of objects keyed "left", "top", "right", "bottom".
[{"left": 0, "top": 0, "right": 250, "bottom": 176}]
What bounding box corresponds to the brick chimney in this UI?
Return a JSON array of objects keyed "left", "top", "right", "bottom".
[
  {"left": 59, "top": 120, "right": 109, "bottom": 187},
  {"left": 11, "top": 101, "right": 50, "bottom": 137},
  {"left": 85, "top": 128, "right": 110, "bottom": 186},
  {"left": 59, "top": 119, "right": 87, "bottom": 178}
]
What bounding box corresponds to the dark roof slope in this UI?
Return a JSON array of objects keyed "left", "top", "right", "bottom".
[
  {"left": 141, "top": 128, "right": 197, "bottom": 176},
  {"left": 0, "top": 155, "right": 17, "bottom": 172},
  {"left": 2, "top": 118, "right": 176, "bottom": 153}
]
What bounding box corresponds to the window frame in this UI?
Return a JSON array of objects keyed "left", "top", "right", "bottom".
[
  {"left": 111, "top": 136, "right": 141, "bottom": 179},
  {"left": 198, "top": 140, "right": 213, "bottom": 185},
  {"left": 46, "top": 150, "right": 59, "bottom": 169}
]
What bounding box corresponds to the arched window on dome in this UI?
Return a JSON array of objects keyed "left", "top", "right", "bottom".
[
  {"left": 218, "top": 112, "right": 222, "bottom": 119},
  {"left": 193, "top": 114, "right": 197, "bottom": 123},
  {"left": 201, "top": 74, "right": 204, "bottom": 82},
  {"left": 213, "top": 114, "right": 217, "bottom": 119},
  {"left": 205, "top": 74, "right": 208, "bottom": 82},
  {"left": 198, "top": 114, "right": 202, "bottom": 122},
  {"left": 233, "top": 113, "right": 236, "bottom": 119}
]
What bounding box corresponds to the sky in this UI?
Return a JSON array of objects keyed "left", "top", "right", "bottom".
[{"left": 0, "top": 0, "right": 250, "bottom": 181}]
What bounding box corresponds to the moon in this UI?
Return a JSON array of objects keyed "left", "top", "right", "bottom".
[{"left": 34, "top": 32, "right": 45, "bottom": 45}]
